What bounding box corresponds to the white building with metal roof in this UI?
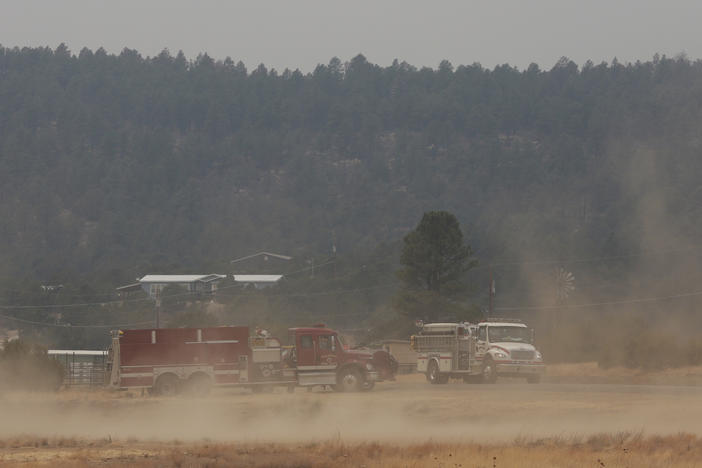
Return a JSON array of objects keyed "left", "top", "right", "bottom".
[
  {"left": 232, "top": 274, "right": 283, "bottom": 289},
  {"left": 117, "top": 274, "right": 227, "bottom": 297},
  {"left": 117, "top": 273, "right": 283, "bottom": 296}
]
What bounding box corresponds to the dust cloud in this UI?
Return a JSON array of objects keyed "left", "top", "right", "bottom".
[
  {"left": 2, "top": 380, "right": 702, "bottom": 443},
  {"left": 485, "top": 136, "right": 702, "bottom": 365}
]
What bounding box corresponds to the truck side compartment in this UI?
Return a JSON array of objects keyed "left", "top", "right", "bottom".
[{"left": 110, "top": 327, "right": 252, "bottom": 391}]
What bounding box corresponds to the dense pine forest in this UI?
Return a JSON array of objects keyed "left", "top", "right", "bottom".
[{"left": 2, "top": 45, "right": 702, "bottom": 359}]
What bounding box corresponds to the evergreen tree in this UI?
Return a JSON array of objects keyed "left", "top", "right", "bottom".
[{"left": 395, "top": 211, "right": 479, "bottom": 322}]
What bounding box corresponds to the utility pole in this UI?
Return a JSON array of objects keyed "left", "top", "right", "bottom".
[
  {"left": 488, "top": 266, "right": 495, "bottom": 317},
  {"left": 154, "top": 287, "right": 161, "bottom": 329},
  {"left": 331, "top": 230, "right": 337, "bottom": 279}
]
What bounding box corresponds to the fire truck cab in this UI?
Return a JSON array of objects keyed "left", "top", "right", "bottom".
[{"left": 286, "top": 325, "right": 396, "bottom": 391}]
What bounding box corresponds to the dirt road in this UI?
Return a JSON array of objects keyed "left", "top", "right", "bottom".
[{"left": 1, "top": 376, "right": 701, "bottom": 443}]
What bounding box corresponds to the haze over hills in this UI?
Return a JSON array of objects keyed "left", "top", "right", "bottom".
[{"left": 1, "top": 45, "right": 702, "bottom": 350}]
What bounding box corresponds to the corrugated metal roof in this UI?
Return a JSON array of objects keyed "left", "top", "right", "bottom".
[
  {"left": 139, "top": 274, "right": 226, "bottom": 283},
  {"left": 48, "top": 350, "right": 107, "bottom": 356},
  {"left": 233, "top": 275, "right": 283, "bottom": 283}
]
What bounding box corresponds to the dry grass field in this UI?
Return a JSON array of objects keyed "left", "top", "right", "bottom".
[
  {"left": 2, "top": 433, "right": 702, "bottom": 467},
  {"left": 3, "top": 365, "right": 702, "bottom": 466}
]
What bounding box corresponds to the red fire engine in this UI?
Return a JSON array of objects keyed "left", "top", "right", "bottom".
[{"left": 106, "top": 324, "right": 397, "bottom": 394}]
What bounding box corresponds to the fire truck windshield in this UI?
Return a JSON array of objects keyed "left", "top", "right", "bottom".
[{"left": 488, "top": 326, "right": 531, "bottom": 343}]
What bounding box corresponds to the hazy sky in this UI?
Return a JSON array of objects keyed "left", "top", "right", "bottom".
[{"left": 2, "top": 0, "right": 701, "bottom": 71}]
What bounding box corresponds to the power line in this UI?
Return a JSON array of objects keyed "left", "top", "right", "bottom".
[
  {"left": 282, "top": 259, "right": 336, "bottom": 277},
  {"left": 477, "top": 246, "right": 702, "bottom": 270},
  {"left": 0, "top": 262, "right": 335, "bottom": 310},
  {"left": 0, "top": 312, "right": 153, "bottom": 329},
  {"left": 216, "top": 282, "right": 397, "bottom": 298},
  {"left": 2, "top": 243, "right": 697, "bottom": 309},
  {"left": 0, "top": 275, "right": 264, "bottom": 310},
  {"left": 0, "top": 267, "right": 366, "bottom": 312},
  {"left": 494, "top": 289, "right": 702, "bottom": 311},
  {"left": 282, "top": 284, "right": 395, "bottom": 297},
  {"left": 1, "top": 243, "right": 700, "bottom": 314},
  {"left": 0, "top": 294, "right": 156, "bottom": 310}
]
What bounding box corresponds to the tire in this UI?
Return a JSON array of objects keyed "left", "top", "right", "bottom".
[
  {"left": 361, "top": 380, "right": 375, "bottom": 392},
  {"left": 526, "top": 374, "right": 541, "bottom": 384},
  {"left": 427, "top": 360, "right": 439, "bottom": 384},
  {"left": 481, "top": 358, "right": 498, "bottom": 384},
  {"left": 336, "top": 368, "right": 363, "bottom": 392},
  {"left": 186, "top": 373, "right": 212, "bottom": 396},
  {"left": 154, "top": 373, "right": 180, "bottom": 396},
  {"left": 427, "top": 360, "right": 448, "bottom": 384}
]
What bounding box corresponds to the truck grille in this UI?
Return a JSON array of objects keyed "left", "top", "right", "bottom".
[
  {"left": 510, "top": 350, "right": 535, "bottom": 361},
  {"left": 458, "top": 352, "right": 470, "bottom": 370}
]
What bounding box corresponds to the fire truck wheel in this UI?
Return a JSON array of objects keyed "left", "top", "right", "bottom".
[
  {"left": 154, "top": 373, "right": 180, "bottom": 396},
  {"left": 427, "top": 360, "right": 448, "bottom": 384},
  {"left": 187, "top": 373, "right": 212, "bottom": 396},
  {"left": 481, "top": 358, "right": 498, "bottom": 384},
  {"left": 336, "top": 368, "right": 363, "bottom": 392}
]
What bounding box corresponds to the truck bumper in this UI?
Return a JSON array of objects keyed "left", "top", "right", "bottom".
[{"left": 495, "top": 363, "right": 545, "bottom": 377}]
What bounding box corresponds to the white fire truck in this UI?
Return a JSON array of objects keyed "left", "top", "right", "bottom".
[{"left": 411, "top": 319, "right": 545, "bottom": 384}]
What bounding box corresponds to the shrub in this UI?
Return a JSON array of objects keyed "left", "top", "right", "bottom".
[{"left": 0, "top": 340, "right": 64, "bottom": 391}]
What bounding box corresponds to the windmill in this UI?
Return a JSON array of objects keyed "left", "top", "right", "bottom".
[
  {"left": 554, "top": 267, "right": 575, "bottom": 303},
  {"left": 551, "top": 267, "right": 575, "bottom": 337}
]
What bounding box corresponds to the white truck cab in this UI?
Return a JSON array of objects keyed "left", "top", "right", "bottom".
[{"left": 475, "top": 319, "right": 544, "bottom": 383}]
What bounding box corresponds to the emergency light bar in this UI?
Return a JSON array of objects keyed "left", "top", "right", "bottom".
[{"left": 484, "top": 317, "right": 524, "bottom": 323}]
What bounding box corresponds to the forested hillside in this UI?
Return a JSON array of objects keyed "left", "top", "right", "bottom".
[{"left": 2, "top": 45, "right": 702, "bottom": 352}]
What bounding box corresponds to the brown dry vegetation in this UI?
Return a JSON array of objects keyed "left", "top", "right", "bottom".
[
  {"left": 1, "top": 433, "right": 702, "bottom": 467},
  {"left": 2, "top": 369, "right": 702, "bottom": 466}
]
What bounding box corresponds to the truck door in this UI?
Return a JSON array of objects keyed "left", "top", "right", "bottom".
[
  {"left": 316, "top": 334, "right": 338, "bottom": 367},
  {"left": 476, "top": 325, "right": 488, "bottom": 357},
  {"left": 296, "top": 334, "right": 316, "bottom": 367}
]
